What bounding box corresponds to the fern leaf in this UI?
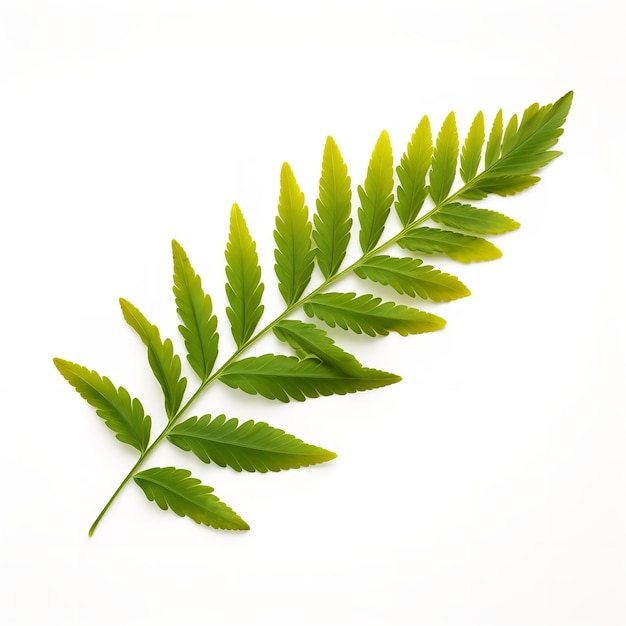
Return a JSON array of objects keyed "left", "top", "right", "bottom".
[
  {"left": 172, "top": 240, "right": 219, "bottom": 381},
  {"left": 429, "top": 112, "right": 459, "bottom": 204},
  {"left": 219, "top": 354, "right": 400, "bottom": 402},
  {"left": 484, "top": 109, "right": 503, "bottom": 168},
  {"left": 134, "top": 467, "right": 249, "bottom": 530},
  {"left": 460, "top": 111, "right": 484, "bottom": 183},
  {"left": 398, "top": 227, "right": 502, "bottom": 263},
  {"left": 225, "top": 203, "right": 265, "bottom": 347},
  {"left": 119, "top": 299, "right": 186, "bottom": 419},
  {"left": 53, "top": 358, "right": 151, "bottom": 452},
  {"left": 313, "top": 136, "right": 352, "bottom": 278},
  {"left": 168, "top": 414, "right": 336, "bottom": 472},
  {"left": 395, "top": 115, "right": 433, "bottom": 225},
  {"left": 358, "top": 130, "right": 394, "bottom": 252},
  {"left": 431, "top": 202, "right": 520, "bottom": 235},
  {"left": 355, "top": 255, "right": 470, "bottom": 302},
  {"left": 274, "top": 163, "right": 315, "bottom": 305},
  {"left": 274, "top": 319, "right": 369, "bottom": 373},
  {"left": 501, "top": 113, "right": 519, "bottom": 154},
  {"left": 461, "top": 174, "right": 541, "bottom": 199},
  {"left": 303, "top": 292, "right": 446, "bottom": 337},
  {"left": 466, "top": 92, "right": 572, "bottom": 199}
]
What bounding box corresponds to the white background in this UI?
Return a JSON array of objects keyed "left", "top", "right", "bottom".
[{"left": 1, "top": 1, "right": 625, "bottom": 624}]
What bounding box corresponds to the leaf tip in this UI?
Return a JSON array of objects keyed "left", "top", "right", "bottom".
[{"left": 280, "top": 161, "right": 293, "bottom": 178}]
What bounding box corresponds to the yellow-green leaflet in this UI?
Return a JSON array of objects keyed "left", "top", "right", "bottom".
[
  {"left": 172, "top": 240, "right": 219, "bottom": 381},
  {"left": 395, "top": 115, "right": 433, "bottom": 225},
  {"left": 358, "top": 130, "right": 394, "bottom": 252},
  {"left": 134, "top": 467, "right": 249, "bottom": 530},
  {"left": 53, "top": 92, "right": 573, "bottom": 536},
  {"left": 313, "top": 136, "right": 352, "bottom": 278},
  {"left": 168, "top": 414, "right": 336, "bottom": 472},
  {"left": 225, "top": 203, "right": 265, "bottom": 347},
  {"left": 274, "top": 163, "right": 315, "bottom": 305}
]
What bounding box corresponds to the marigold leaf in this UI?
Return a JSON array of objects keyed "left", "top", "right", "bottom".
[
  {"left": 460, "top": 111, "right": 485, "bottom": 183},
  {"left": 303, "top": 292, "right": 446, "bottom": 337},
  {"left": 313, "top": 136, "right": 352, "bottom": 278},
  {"left": 429, "top": 112, "right": 459, "bottom": 204},
  {"left": 168, "top": 414, "right": 336, "bottom": 472},
  {"left": 432, "top": 202, "right": 520, "bottom": 235},
  {"left": 355, "top": 255, "right": 470, "bottom": 302},
  {"left": 358, "top": 130, "right": 394, "bottom": 252},
  {"left": 219, "top": 353, "right": 400, "bottom": 402},
  {"left": 398, "top": 226, "right": 502, "bottom": 263},
  {"left": 274, "top": 163, "right": 315, "bottom": 305},
  {"left": 134, "top": 467, "right": 249, "bottom": 530},
  {"left": 225, "top": 203, "right": 265, "bottom": 347},
  {"left": 119, "top": 298, "right": 187, "bottom": 419},
  {"left": 395, "top": 116, "right": 432, "bottom": 225},
  {"left": 53, "top": 358, "right": 151, "bottom": 452},
  {"left": 172, "top": 240, "right": 219, "bottom": 381},
  {"left": 484, "top": 109, "right": 503, "bottom": 168}
]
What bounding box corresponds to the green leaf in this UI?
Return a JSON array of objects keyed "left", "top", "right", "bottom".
[
  {"left": 168, "top": 414, "right": 337, "bottom": 472},
  {"left": 119, "top": 299, "right": 187, "bottom": 419},
  {"left": 303, "top": 292, "right": 446, "bottom": 337},
  {"left": 274, "top": 319, "right": 367, "bottom": 373},
  {"left": 395, "top": 116, "right": 432, "bottom": 225},
  {"left": 429, "top": 112, "right": 459, "bottom": 204},
  {"left": 219, "top": 354, "right": 401, "bottom": 402},
  {"left": 313, "top": 136, "right": 352, "bottom": 278},
  {"left": 460, "top": 111, "right": 484, "bottom": 183},
  {"left": 467, "top": 92, "right": 573, "bottom": 198},
  {"left": 461, "top": 175, "right": 540, "bottom": 199},
  {"left": 484, "top": 109, "right": 503, "bottom": 168},
  {"left": 355, "top": 255, "right": 470, "bottom": 302},
  {"left": 53, "top": 358, "right": 151, "bottom": 452},
  {"left": 398, "top": 226, "right": 502, "bottom": 263},
  {"left": 432, "top": 202, "right": 520, "bottom": 235},
  {"left": 274, "top": 163, "right": 315, "bottom": 305},
  {"left": 134, "top": 467, "right": 249, "bottom": 530},
  {"left": 225, "top": 203, "right": 265, "bottom": 347},
  {"left": 358, "top": 130, "right": 394, "bottom": 252},
  {"left": 501, "top": 113, "right": 519, "bottom": 155},
  {"left": 172, "top": 240, "right": 219, "bottom": 381}
]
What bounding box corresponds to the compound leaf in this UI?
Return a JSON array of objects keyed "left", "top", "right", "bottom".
[
  {"left": 431, "top": 202, "right": 520, "bottom": 235},
  {"left": 225, "top": 203, "right": 265, "bottom": 347},
  {"left": 53, "top": 358, "right": 151, "bottom": 452},
  {"left": 313, "top": 136, "right": 352, "bottom": 278},
  {"left": 395, "top": 115, "right": 432, "bottom": 225},
  {"left": 398, "top": 226, "right": 502, "bottom": 263},
  {"left": 168, "top": 414, "right": 336, "bottom": 472},
  {"left": 358, "top": 130, "right": 394, "bottom": 252},
  {"left": 219, "top": 353, "right": 400, "bottom": 402},
  {"left": 355, "top": 255, "right": 470, "bottom": 302},
  {"left": 134, "top": 466, "right": 249, "bottom": 530},
  {"left": 119, "top": 298, "right": 186, "bottom": 419},
  {"left": 274, "top": 163, "right": 315, "bottom": 305},
  {"left": 172, "top": 240, "right": 219, "bottom": 381},
  {"left": 303, "top": 291, "right": 446, "bottom": 337},
  {"left": 429, "top": 112, "right": 459, "bottom": 204}
]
